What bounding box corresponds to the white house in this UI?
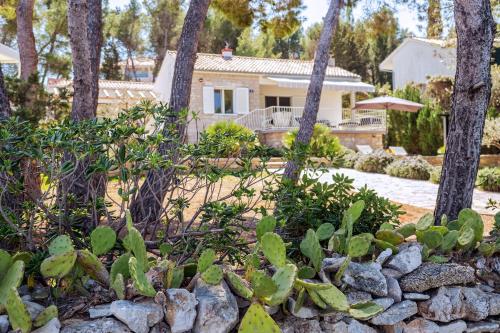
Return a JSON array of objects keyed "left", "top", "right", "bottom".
[
  {"left": 154, "top": 49, "right": 385, "bottom": 149},
  {"left": 380, "top": 38, "right": 456, "bottom": 89}
]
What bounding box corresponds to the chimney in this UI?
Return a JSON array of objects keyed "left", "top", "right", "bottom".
[
  {"left": 221, "top": 41, "right": 233, "bottom": 60},
  {"left": 328, "top": 55, "right": 335, "bottom": 67}
]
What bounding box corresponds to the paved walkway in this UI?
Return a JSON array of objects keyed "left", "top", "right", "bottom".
[{"left": 318, "top": 168, "right": 500, "bottom": 215}]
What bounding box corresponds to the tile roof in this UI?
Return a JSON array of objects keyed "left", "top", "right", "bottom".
[
  {"left": 48, "top": 79, "right": 154, "bottom": 91},
  {"left": 166, "top": 51, "right": 360, "bottom": 79}
]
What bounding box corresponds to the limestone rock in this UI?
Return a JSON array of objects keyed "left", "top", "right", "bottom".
[
  {"left": 322, "top": 257, "right": 346, "bottom": 273},
  {"left": 61, "top": 318, "right": 132, "bottom": 333},
  {"left": 32, "top": 318, "right": 61, "bottom": 333},
  {"left": 288, "top": 298, "right": 319, "bottom": 319},
  {"left": 280, "top": 317, "right": 323, "bottom": 333},
  {"left": 149, "top": 322, "right": 171, "bottom": 333},
  {"left": 404, "top": 318, "right": 439, "bottom": 333},
  {"left": 370, "top": 300, "right": 418, "bottom": 326},
  {"left": 376, "top": 249, "right": 393, "bottom": 266},
  {"left": 165, "top": 289, "right": 197, "bottom": 333},
  {"left": 323, "top": 318, "right": 377, "bottom": 333},
  {"left": 418, "top": 287, "right": 489, "bottom": 323},
  {"left": 110, "top": 300, "right": 164, "bottom": 333},
  {"left": 385, "top": 244, "right": 422, "bottom": 275},
  {"left": 438, "top": 320, "right": 467, "bottom": 333},
  {"left": 381, "top": 321, "right": 406, "bottom": 333},
  {"left": 343, "top": 262, "right": 388, "bottom": 296},
  {"left": 347, "top": 291, "right": 372, "bottom": 306},
  {"left": 399, "top": 264, "right": 475, "bottom": 293},
  {"left": 382, "top": 268, "right": 404, "bottom": 280},
  {"left": 372, "top": 298, "right": 395, "bottom": 311},
  {"left": 465, "top": 321, "right": 499, "bottom": 333},
  {"left": 487, "top": 292, "right": 500, "bottom": 316},
  {"left": 23, "top": 300, "right": 45, "bottom": 320},
  {"left": 193, "top": 279, "right": 238, "bottom": 333},
  {"left": 88, "top": 304, "right": 112, "bottom": 319},
  {"left": 404, "top": 293, "right": 430, "bottom": 301},
  {"left": 387, "top": 277, "right": 402, "bottom": 303},
  {"left": 0, "top": 315, "right": 8, "bottom": 333}
]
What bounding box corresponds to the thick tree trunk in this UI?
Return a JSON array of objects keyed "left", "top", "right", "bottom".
[
  {"left": 16, "top": 0, "right": 37, "bottom": 81},
  {"left": 128, "top": 0, "right": 211, "bottom": 226},
  {"left": 283, "top": 0, "right": 342, "bottom": 182},
  {"left": 434, "top": 0, "right": 495, "bottom": 222},
  {"left": 0, "top": 66, "right": 11, "bottom": 118}
]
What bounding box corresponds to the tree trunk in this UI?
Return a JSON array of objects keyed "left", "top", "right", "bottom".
[
  {"left": 128, "top": 0, "right": 211, "bottom": 226},
  {"left": 16, "top": 0, "right": 37, "bottom": 81},
  {"left": 283, "top": 0, "right": 342, "bottom": 182},
  {"left": 434, "top": 0, "right": 495, "bottom": 222},
  {"left": 0, "top": 66, "right": 11, "bottom": 118}
]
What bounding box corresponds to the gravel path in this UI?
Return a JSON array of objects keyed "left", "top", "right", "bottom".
[{"left": 319, "top": 168, "right": 500, "bottom": 215}]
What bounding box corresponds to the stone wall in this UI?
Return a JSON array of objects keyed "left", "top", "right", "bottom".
[{"left": 422, "top": 154, "right": 500, "bottom": 168}]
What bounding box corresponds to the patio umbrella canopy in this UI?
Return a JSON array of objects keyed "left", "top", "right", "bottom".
[
  {"left": 353, "top": 95, "right": 424, "bottom": 112},
  {"left": 0, "top": 43, "right": 20, "bottom": 64}
]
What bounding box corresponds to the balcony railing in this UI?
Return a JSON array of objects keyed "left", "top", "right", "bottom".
[{"left": 235, "top": 106, "right": 386, "bottom": 132}]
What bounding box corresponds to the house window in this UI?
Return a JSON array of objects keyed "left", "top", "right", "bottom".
[
  {"left": 214, "top": 89, "right": 234, "bottom": 114},
  {"left": 265, "top": 96, "right": 292, "bottom": 108}
]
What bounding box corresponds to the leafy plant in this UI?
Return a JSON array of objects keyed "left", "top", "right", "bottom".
[
  {"left": 385, "top": 156, "right": 432, "bottom": 180},
  {"left": 340, "top": 148, "right": 360, "bottom": 168},
  {"left": 198, "top": 120, "right": 258, "bottom": 157},
  {"left": 283, "top": 124, "right": 344, "bottom": 159},
  {"left": 354, "top": 149, "right": 394, "bottom": 174},
  {"left": 476, "top": 167, "right": 500, "bottom": 192},
  {"left": 429, "top": 166, "right": 441, "bottom": 184}
]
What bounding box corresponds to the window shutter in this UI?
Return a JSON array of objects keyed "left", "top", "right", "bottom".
[
  {"left": 203, "top": 86, "right": 215, "bottom": 114},
  {"left": 235, "top": 87, "right": 249, "bottom": 114}
]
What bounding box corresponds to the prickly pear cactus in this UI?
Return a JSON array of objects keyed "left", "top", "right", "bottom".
[
  {"left": 197, "top": 249, "right": 216, "bottom": 274},
  {"left": 261, "top": 232, "right": 286, "bottom": 268},
  {"left": 314, "top": 284, "right": 349, "bottom": 312},
  {"left": 5, "top": 287, "right": 31, "bottom": 333},
  {"left": 458, "top": 209, "right": 484, "bottom": 243},
  {"left": 183, "top": 263, "right": 198, "bottom": 278},
  {"left": 252, "top": 271, "right": 277, "bottom": 299},
  {"left": 416, "top": 213, "right": 434, "bottom": 231},
  {"left": 170, "top": 267, "right": 184, "bottom": 289},
  {"left": 12, "top": 252, "right": 32, "bottom": 264},
  {"left": 374, "top": 239, "right": 398, "bottom": 253},
  {"left": 457, "top": 227, "right": 475, "bottom": 248},
  {"left": 341, "top": 200, "right": 365, "bottom": 231},
  {"left": 112, "top": 273, "right": 126, "bottom": 300},
  {"left": 225, "top": 271, "right": 253, "bottom": 300},
  {"left": 396, "top": 223, "right": 416, "bottom": 238},
  {"left": 428, "top": 226, "right": 448, "bottom": 235},
  {"left": 34, "top": 304, "right": 58, "bottom": 328},
  {"left": 379, "top": 222, "right": 394, "bottom": 231},
  {"left": 428, "top": 255, "right": 449, "bottom": 263},
  {"left": 129, "top": 256, "right": 156, "bottom": 297},
  {"left": 297, "top": 266, "right": 316, "bottom": 279},
  {"left": 307, "top": 289, "right": 327, "bottom": 309},
  {"left": 48, "top": 235, "right": 74, "bottom": 255},
  {"left": 40, "top": 250, "right": 77, "bottom": 279},
  {"left": 316, "top": 223, "right": 335, "bottom": 241},
  {"left": 256, "top": 216, "right": 277, "bottom": 242},
  {"left": 294, "top": 287, "right": 306, "bottom": 312},
  {"left": 295, "top": 279, "right": 331, "bottom": 291},
  {"left": 0, "top": 249, "right": 12, "bottom": 280},
  {"left": 110, "top": 253, "right": 131, "bottom": 285},
  {"left": 348, "top": 301, "right": 384, "bottom": 320},
  {"left": 440, "top": 230, "right": 459, "bottom": 253},
  {"left": 334, "top": 256, "right": 351, "bottom": 284},
  {"left": 0, "top": 260, "right": 25, "bottom": 306},
  {"left": 264, "top": 263, "right": 297, "bottom": 306},
  {"left": 201, "top": 265, "right": 223, "bottom": 285},
  {"left": 348, "top": 233, "right": 374, "bottom": 257},
  {"left": 375, "top": 230, "right": 404, "bottom": 246},
  {"left": 300, "top": 229, "right": 324, "bottom": 272},
  {"left": 238, "top": 302, "right": 281, "bottom": 333},
  {"left": 126, "top": 226, "right": 148, "bottom": 273},
  {"left": 478, "top": 242, "right": 496, "bottom": 257},
  {"left": 76, "top": 249, "right": 110, "bottom": 286},
  {"left": 421, "top": 230, "right": 443, "bottom": 250},
  {"left": 91, "top": 226, "right": 117, "bottom": 256}
]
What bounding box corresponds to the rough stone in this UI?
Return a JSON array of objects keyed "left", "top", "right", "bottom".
[
  {"left": 31, "top": 286, "right": 50, "bottom": 300},
  {"left": 370, "top": 300, "right": 418, "bottom": 326},
  {"left": 376, "top": 249, "right": 393, "bottom": 266},
  {"left": 418, "top": 287, "right": 489, "bottom": 323},
  {"left": 149, "top": 322, "right": 171, "bottom": 333},
  {"left": 32, "top": 318, "right": 61, "bottom": 333},
  {"left": 487, "top": 292, "right": 500, "bottom": 316},
  {"left": 465, "top": 321, "right": 499, "bottom": 333},
  {"left": 61, "top": 318, "right": 132, "bottom": 333},
  {"left": 438, "top": 320, "right": 467, "bottom": 333},
  {"left": 324, "top": 318, "right": 377, "bottom": 333},
  {"left": 399, "top": 264, "right": 475, "bottom": 293},
  {"left": 23, "top": 300, "right": 45, "bottom": 321},
  {"left": 404, "top": 318, "right": 439, "bottom": 333},
  {"left": 88, "top": 304, "right": 112, "bottom": 319},
  {"left": 280, "top": 317, "right": 322, "bottom": 333},
  {"left": 385, "top": 244, "right": 422, "bottom": 275},
  {"left": 165, "top": 289, "right": 197, "bottom": 333},
  {"left": 347, "top": 291, "right": 372, "bottom": 305},
  {"left": 322, "top": 257, "right": 347, "bottom": 273},
  {"left": 382, "top": 268, "right": 404, "bottom": 280},
  {"left": 404, "top": 293, "right": 430, "bottom": 301},
  {"left": 372, "top": 298, "right": 395, "bottom": 311},
  {"left": 193, "top": 279, "right": 238, "bottom": 333},
  {"left": 343, "top": 262, "right": 388, "bottom": 297},
  {"left": 387, "top": 277, "right": 402, "bottom": 303},
  {"left": 110, "top": 300, "right": 164, "bottom": 333},
  {"left": 0, "top": 315, "right": 8, "bottom": 333},
  {"left": 288, "top": 298, "right": 319, "bottom": 319},
  {"left": 381, "top": 321, "right": 406, "bottom": 333}
]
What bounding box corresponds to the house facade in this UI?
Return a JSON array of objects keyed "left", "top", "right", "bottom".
[
  {"left": 379, "top": 38, "right": 456, "bottom": 89},
  {"left": 154, "top": 50, "right": 384, "bottom": 149}
]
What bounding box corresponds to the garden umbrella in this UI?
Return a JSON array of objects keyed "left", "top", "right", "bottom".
[{"left": 353, "top": 95, "right": 424, "bottom": 112}]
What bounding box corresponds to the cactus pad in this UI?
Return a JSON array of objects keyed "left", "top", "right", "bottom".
[
  {"left": 77, "top": 249, "right": 110, "bottom": 286},
  {"left": 170, "top": 267, "right": 184, "bottom": 289},
  {"left": 379, "top": 222, "right": 394, "bottom": 231},
  {"left": 421, "top": 230, "right": 443, "bottom": 250},
  {"left": 315, "top": 284, "right": 349, "bottom": 311},
  {"left": 300, "top": 229, "right": 324, "bottom": 272},
  {"left": 478, "top": 243, "right": 495, "bottom": 257},
  {"left": 126, "top": 226, "right": 148, "bottom": 272},
  {"left": 264, "top": 264, "right": 297, "bottom": 306},
  {"left": 5, "top": 287, "right": 31, "bottom": 333},
  {"left": 48, "top": 235, "right": 74, "bottom": 255},
  {"left": 252, "top": 271, "right": 278, "bottom": 299},
  {"left": 198, "top": 249, "right": 216, "bottom": 273},
  {"left": 459, "top": 209, "right": 484, "bottom": 243},
  {"left": 12, "top": 252, "right": 32, "bottom": 264},
  {"left": 261, "top": 232, "right": 286, "bottom": 268},
  {"left": 440, "top": 230, "right": 459, "bottom": 253},
  {"left": 295, "top": 279, "right": 331, "bottom": 291},
  {"left": 90, "top": 226, "right": 116, "bottom": 256},
  {"left": 201, "top": 265, "right": 223, "bottom": 285},
  {"left": 316, "top": 223, "right": 335, "bottom": 241},
  {"left": 349, "top": 301, "right": 384, "bottom": 320},
  {"left": 375, "top": 230, "right": 404, "bottom": 246},
  {"left": 294, "top": 287, "right": 306, "bottom": 312},
  {"left": 416, "top": 213, "right": 434, "bottom": 231},
  {"left": 256, "top": 216, "right": 277, "bottom": 242},
  {"left": 112, "top": 273, "right": 126, "bottom": 300},
  {"left": 307, "top": 289, "right": 327, "bottom": 309},
  {"left": 129, "top": 256, "right": 156, "bottom": 297},
  {"left": 0, "top": 249, "right": 12, "bottom": 280},
  {"left": 40, "top": 250, "right": 77, "bottom": 279},
  {"left": 225, "top": 271, "right": 253, "bottom": 300},
  {"left": 348, "top": 233, "right": 373, "bottom": 258},
  {"left": 341, "top": 200, "right": 365, "bottom": 230},
  {"left": 110, "top": 253, "right": 131, "bottom": 285},
  {"left": 183, "top": 262, "right": 198, "bottom": 278},
  {"left": 428, "top": 226, "right": 449, "bottom": 236},
  {"left": 457, "top": 226, "right": 475, "bottom": 247},
  {"left": 0, "top": 260, "right": 25, "bottom": 306},
  {"left": 428, "top": 255, "right": 449, "bottom": 264},
  {"left": 238, "top": 302, "right": 280, "bottom": 333},
  {"left": 34, "top": 304, "right": 58, "bottom": 328},
  {"left": 396, "top": 223, "right": 416, "bottom": 238},
  {"left": 374, "top": 239, "right": 398, "bottom": 253},
  {"left": 297, "top": 266, "right": 316, "bottom": 279}
]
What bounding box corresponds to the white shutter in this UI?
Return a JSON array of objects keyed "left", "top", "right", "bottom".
[
  {"left": 203, "top": 86, "right": 215, "bottom": 114},
  {"left": 235, "top": 87, "right": 249, "bottom": 114}
]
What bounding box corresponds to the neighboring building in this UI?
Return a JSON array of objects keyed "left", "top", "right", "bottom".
[
  {"left": 119, "top": 57, "right": 155, "bottom": 82},
  {"left": 0, "top": 43, "right": 20, "bottom": 74},
  {"left": 48, "top": 78, "right": 156, "bottom": 117},
  {"left": 154, "top": 49, "right": 382, "bottom": 149},
  {"left": 379, "top": 38, "right": 456, "bottom": 90}
]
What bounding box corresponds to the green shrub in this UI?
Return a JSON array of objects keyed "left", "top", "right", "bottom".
[
  {"left": 429, "top": 166, "right": 442, "bottom": 184},
  {"left": 283, "top": 123, "right": 343, "bottom": 158},
  {"left": 385, "top": 156, "right": 432, "bottom": 180},
  {"left": 340, "top": 148, "right": 360, "bottom": 168},
  {"left": 354, "top": 149, "right": 394, "bottom": 173},
  {"left": 199, "top": 121, "right": 258, "bottom": 157},
  {"left": 476, "top": 167, "right": 500, "bottom": 192}
]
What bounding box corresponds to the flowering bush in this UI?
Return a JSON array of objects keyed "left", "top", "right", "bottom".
[
  {"left": 354, "top": 149, "right": 394, "bottom": 174},
  {"left": 340, "top": 148, "right": 360, "bottom": 168},
  {"left": 476, "top": 167, "right": 500, "bottom": 192},
  {"left": 429, "top": 166, "right": 442, "bottom": 184},
  {"left": 385, "top": 156, "right": 433, "bottom": 180}
]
